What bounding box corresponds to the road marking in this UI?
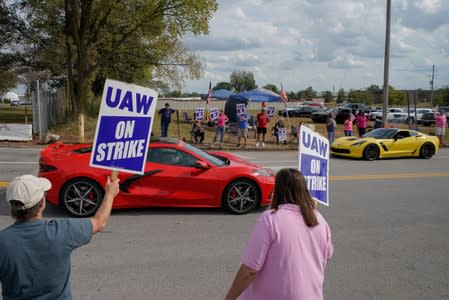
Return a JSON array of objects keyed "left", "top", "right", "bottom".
[
  {"left": 0, "top": 148, "right": 42, "bottom": 151},
  {"left": 0, "top": 162, "right": 38, "bottom": 164},
  {"left": 0, "top": 182, "right": 9, "bottom": 187},
  {"left": 330, "top": 172, "right": 449, "bottom": 181}
]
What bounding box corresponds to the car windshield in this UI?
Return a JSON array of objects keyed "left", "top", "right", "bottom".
[
  {"left": 363, "top": 128, "right": 397, "bottom": 139},
  {"left": 183, "top": 143, "right": 226, "bottom": 166}
]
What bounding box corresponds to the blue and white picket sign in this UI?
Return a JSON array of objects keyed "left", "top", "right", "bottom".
[
  {"left": 298, "top": 125, "right": 330, "bottom": 206},
  {"left": 267, "top": 106, "right": 275, "bottom": 118},
  {"left": 90, "top": 79, "right": 158, "bottom": 174},
  {"left": 278, "top": 128, "right": 286, "bottom": 142},
  {"left": 236, "top": 103, "right": 246, "bottom": 116},
  {"left": 195, "top": 107, "right": 205, "bottom": 121},
  {"left": 210, "top": 108, "right": 218, "bottom": 121}
]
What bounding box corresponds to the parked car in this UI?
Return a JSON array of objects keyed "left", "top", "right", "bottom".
[
  {"left": 10, "top": 100, "right": 20, "bottom": 106},
  {"left": 335, "top": 108, "right": 354, "bottom": 124},
  {"left": 285, "top": 106, "right": 323, "bottom": 117},
  {"left": 311, "top": 108, "right": 338, "bottom": 123},
  {"left": 38, "top": 137, "right": 275, "bottom": 217},
  {"left": 278, "top": 104, "right": 302, "bottom": 116},
  {"left": 330, "top": 128, "right": 439, "bottom": 161}
]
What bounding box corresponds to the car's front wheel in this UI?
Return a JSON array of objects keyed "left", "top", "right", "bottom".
[
  {"left": 223, "top": 179, "right": 259, "bottom": 214},
  {"left": 419, "top": 143, "right": 435, "bottom": 159},
  {"left": 363, "top": 144, "right": 380, "bottom": 161},
  {"left": 60, "top": 178, "right": 103, "bottom": 217}
]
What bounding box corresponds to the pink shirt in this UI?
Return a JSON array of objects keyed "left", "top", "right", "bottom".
[
  {"left": 356, "top": 115, "right": 368, "bottom": 128},
  {"left": 435, "top": 114, "right": 446, "bottom": 128},
  {"left": 344, "top": 119, "right": 353, "bottom": 131},
  {"left": 240, "top": 204, "right": 333, "bottom": 300},
  {"left": 216, "top": 113, "right": 229, "bottom": 128}
]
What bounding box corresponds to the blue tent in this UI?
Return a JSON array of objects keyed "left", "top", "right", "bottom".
[
  {"left": 229, "top": 88, "right": 281, "bottom": 102},
  {"left": 200, "top": 89, "right": 234, "bottom": 100}
]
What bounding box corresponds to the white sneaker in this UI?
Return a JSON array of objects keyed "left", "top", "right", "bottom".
[
  {"left": 256, "top": 142, "right": 260, "bottom": 147},
  {"left": 262, "top": 142, "right": 265, "bottom": 147}
]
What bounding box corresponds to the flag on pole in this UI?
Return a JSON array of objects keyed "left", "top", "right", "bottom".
[
  {"left": 280, "top": 83, "right": 288, "bottom": 103},
  {"left": 206, "top": 81, "right": 212, "bottom": 104}
]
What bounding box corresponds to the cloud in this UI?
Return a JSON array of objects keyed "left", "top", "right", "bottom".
[{"left": 181, "top": 0, "right": 449, "bottom": 93}]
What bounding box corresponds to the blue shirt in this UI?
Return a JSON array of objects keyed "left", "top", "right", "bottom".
[
  {"left": 238, "top": 113, "right": 249, "bottom": 129},
  {"left": 0, "top": 219, "right": 93, "bottom": 300},
  {"left": 159, "top": 108, "right": 176, "bottom": 123}
]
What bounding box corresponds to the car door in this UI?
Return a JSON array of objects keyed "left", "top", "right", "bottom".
[
  {"left": 382, "top": 131, "right": 417, "bottom": 157},
  {"left": 126, "top": 146, "right": 220, "bottom": 207}
]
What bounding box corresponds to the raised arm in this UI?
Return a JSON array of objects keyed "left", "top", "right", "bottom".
[{"left": 90, "top": 176, "right": 120, "bottom": 234}]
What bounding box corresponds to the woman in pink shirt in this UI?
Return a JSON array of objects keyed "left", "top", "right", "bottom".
[
  {"left": 435, "top": 110, "right": 447, "bottom": 145},
  {"left": 211, "top": 109, "right": 229, "bottom": 149},
  {"left": 225, "top": 168, "right": 333, "bottom": 300},
  {"left": 355, "top": 110, "right": 368, "bottom": 137},
  {"left": 344, "top": 115, "right": 353, "bottom": 136}
]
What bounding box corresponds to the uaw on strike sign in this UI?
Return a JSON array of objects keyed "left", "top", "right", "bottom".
[
  {"left": 90, "top": 79, "right": 158, "bottom": 174},
  {"left": 298, "top": 125, "right": 329, "bottom": 206}
]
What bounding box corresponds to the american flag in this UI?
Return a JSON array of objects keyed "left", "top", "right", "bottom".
[
  {"left": 280, "top": 83, "right": 288, "bottom": 103},
  {"left": 206, "top": 81, "right": 212, "bottom": 104}
]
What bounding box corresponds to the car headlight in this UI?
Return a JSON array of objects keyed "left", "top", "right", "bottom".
[
  {"left": 253, "top": 168, "right": 274, "bottom": 177},
  {"left": 351, "top": 141, "right": 366, "bottom": 146}
]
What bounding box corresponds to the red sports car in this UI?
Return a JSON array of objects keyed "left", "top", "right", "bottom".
[{"left": 38, "top": 137, "right": 274, "bottom": 217}]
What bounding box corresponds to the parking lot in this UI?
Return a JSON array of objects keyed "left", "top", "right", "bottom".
[{"left": 1, "top": 147, "right": 449, "bottom": 299}]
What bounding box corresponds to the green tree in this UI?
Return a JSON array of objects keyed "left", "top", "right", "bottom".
[
  {"left": 230, "top": 70, "right": 257, "bottom": 91},
  {"left": 367, "top": 84, "right": 383, "bottom": 103},
  {"left": 433, "top": 86, "right": 449, "bottom": 106},
  {"left": 336, "top": 88, "right": 346, "bottom": 103},
  {"left": 214, "top": 81, "right": 233, "bottom": 91},
  {"left": 263, "top": 84, "right": 279, "bottom": 94},
  {"left": 298, "top": 86, "right": 317, "bottom": 99},
  {"left": 322, "top": 91, "right": 333, "bottom": 103},
  {"left": 8, "top": 0, "right": 218, "bottom": 113},
  {"left": 348, "top": 89, "right": 374, "bottom": 106},
  {"left": 388, "top": 86, "right": 405, "bottom": 106}
]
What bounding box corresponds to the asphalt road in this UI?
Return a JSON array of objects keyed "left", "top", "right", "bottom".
[{"left": 1, "top": 147, "right": 449, "bottom": 299}]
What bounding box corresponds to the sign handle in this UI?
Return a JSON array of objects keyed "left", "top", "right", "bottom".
[
  {"left": 111, "top": 170, "right": 118, "bottom": 181},
  {"left": 176, "top": 110, "right": 181, "bottom": 139}
]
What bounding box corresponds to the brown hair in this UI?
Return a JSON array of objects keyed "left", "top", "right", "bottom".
[
  {"left": 10, "top": 199, "right": 43, "bottom": 221},
  {"left": 270, "top": 168, "right": 318, "bottom": 227}
]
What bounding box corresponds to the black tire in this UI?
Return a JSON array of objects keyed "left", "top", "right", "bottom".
[
  {"left": 419, "top": 143, "right": 435, "bottom": 159},
  {"left": 363, "top": 144, "right": 380, "bottom": 161},
  {"left": 222, "top": 179, "right": 259, "bottom": 214},
  {"left": 60, "top": 178, "right": 104, "bottom": 217}
]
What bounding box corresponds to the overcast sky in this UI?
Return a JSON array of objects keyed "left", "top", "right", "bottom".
[{"left": 182, "top": 0, "right": 449, "bottom": 94}]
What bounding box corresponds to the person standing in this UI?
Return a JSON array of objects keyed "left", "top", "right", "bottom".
[
  {"left": 355, "top": 110, "right": 368, "bottom": 137},
  {"left": 237, "top": 112, "right": 249, "bottom": 148},
  {"left": 435, "top": 110, "right": 447, "bottom": 145},
  {"left": 158, "top": 102, "right": 177, "bottom": 137},
  {"left": 256, "top": 108, "right": 269, "bottom": 147},
  {"left": 273, "top": 118, "right": 287, "bottom": 145},
  {"left": 0, "top": 174, "right": 120, "bottom": 300},
  {"left": 224, "top": 168, "right": 333, "bottom": 300},
  {"left": 344, "top": 114, "right": 353, "bottom": 136},
  {"left": 327, "top": 112, "right": 337, "bottom": 143},
  {"left": 211, "top": 109, "right": 228, "bottom": 149}
]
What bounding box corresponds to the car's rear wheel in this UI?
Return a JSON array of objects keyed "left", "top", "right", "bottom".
[
  {"left": 60, "top": 178, "right": 103, "bottom": 217},
  {"left": 419, "top": 143, "right": 435, "bottom": 159},
  {"left": 223, "top": 179, "right": 259, "bottom": 214},
  {"left": 363, "top": 144, "right": 380, "bottom": 161}
]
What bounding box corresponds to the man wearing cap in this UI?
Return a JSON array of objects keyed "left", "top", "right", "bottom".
[
  {"left": 158, "top": 102, "right": 177, "bottom": 137},
  {"left": 0, "top": 175, "right": 120, "bottom": 300}
]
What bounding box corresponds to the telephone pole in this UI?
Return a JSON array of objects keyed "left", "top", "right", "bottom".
[
  {"left": 382, "top": 0, "right": 391, "bottom": 125},
  {"left": 430, "top": 64, "right": 435, "bottom": 106}
]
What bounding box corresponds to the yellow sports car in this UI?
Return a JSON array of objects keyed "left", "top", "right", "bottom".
[{"left": 330, "top": 128, "right": 439, "bottom": 161}]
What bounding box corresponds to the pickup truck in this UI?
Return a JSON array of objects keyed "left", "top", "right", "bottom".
[{"left": 370, "top": 108, "right": 411, "bottom": 123}]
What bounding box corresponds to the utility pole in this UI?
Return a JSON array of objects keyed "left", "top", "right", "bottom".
[
  {"left": 430, "top": 64, "right": 435, "bottom": 106},
  {"left": 382, "top": 0, "right": 391, "bottom": 125}
]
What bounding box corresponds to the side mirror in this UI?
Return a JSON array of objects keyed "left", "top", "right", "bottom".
[{"left": 194, "top": 160, "right": 210, "bottom": 169}]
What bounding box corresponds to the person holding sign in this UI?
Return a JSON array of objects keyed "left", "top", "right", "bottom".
[
  {"left": 273, "top": 118, "right": 287, "bottom": 145},
  {"left": 158, "top": 103, "right": 177, "bottom": 137},
  {"left": 225, "top": 168, "right": 333, "bottom": 300},
  {"left": 237, "top": 111, "right": 249, "bottom": 148},
  {"left": 0, "top": 174, "right": 120, "bottom": 299},
  {"left": 210, "top": 109, "right": 229, "bottom": 149}
]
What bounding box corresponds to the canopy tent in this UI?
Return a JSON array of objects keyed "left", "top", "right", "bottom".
[
  {"left": 229, "top": 87, "right": 281, "bottom": 103},
  {"left": 200, "top": 89, "right": 234, "bottom": 100}
]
